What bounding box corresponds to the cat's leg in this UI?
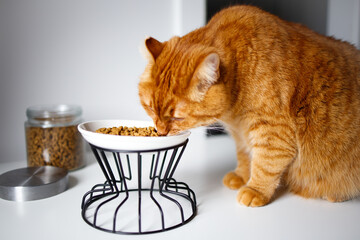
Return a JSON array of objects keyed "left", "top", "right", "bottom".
[
  {"left": 237, "top": 153, "right": 293, "bottom": 207},
  {"left": 223, "top": 149, "right": 250, "bottom": 190},
  {"left": 237, "top": 125, "right": 296, "bottom": 207},
  {"left": 223, "top": 129, "right": 250, "bottom": 190}
]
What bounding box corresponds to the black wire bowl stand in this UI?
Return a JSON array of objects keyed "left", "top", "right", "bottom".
[{"left": 81, "top": 139, "right": 197, "bottom": 235}]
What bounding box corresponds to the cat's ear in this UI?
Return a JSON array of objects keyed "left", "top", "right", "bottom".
[
  {"left": 142, "top": 37, "right": 164, "bottom": 62},
  {"left": 189, "top": 53, "right": 220, "bottom": 102}
]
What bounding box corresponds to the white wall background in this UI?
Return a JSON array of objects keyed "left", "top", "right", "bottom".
[
  {"left": 327, "top": 0, "right": 360, "bottom": 48},
  {"left": 0, "top": 0, "right": 205, "bottom": 163}
]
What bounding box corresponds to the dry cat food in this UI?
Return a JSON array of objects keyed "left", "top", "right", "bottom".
[
  {"left": 96, "top": 126, "right": 160, "bottom": 137},
  {"left": 26, "top": 126, "right": 85, "bottom": 170}
]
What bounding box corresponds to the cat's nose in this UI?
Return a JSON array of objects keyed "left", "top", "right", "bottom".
[
  {"left": 156, "top": 126, "right": 169, "bottom": 136},
  {"left": 155, "top": 120, "right": 169, "bottom": 136},
  {"left": 157, "top": 129, "right": 169, "bottom": 136}
]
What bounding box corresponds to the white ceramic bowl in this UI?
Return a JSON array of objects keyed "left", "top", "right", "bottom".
[{"left": 78, "top": 120, "right": 191, "bottom": 151}]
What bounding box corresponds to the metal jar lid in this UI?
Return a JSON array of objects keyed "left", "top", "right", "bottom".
[{"left": 0, "top": 166, "right": 68, "bottom": 201}]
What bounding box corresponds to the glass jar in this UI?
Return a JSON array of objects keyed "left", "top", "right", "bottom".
[{"left": 25, "top": 104, "right": 85, "bottom": 170}]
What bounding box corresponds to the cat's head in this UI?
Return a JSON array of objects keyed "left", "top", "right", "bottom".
[{"left": 138, "top": 36, "right": 228, "bottom": 136}]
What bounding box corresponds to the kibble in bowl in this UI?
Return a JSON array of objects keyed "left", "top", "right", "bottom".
[
  {"left": 96, "top": 126, "right": 160, "bottom": 137},
  {"left": 78, "top": 120, "right": 190, "bottom": 151}
]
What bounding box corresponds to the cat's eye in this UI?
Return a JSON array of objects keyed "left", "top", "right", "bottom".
[
  {"left": 170, "top": 117, "right": 185, "bottom": 121},
  {"left": 145, "top": 105, "right": 156, "bottom": 118},
  {"left": 147, "top": 105, "right": 155, "bottom": 113}
]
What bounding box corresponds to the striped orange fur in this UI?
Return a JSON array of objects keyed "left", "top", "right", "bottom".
[{"left": 138, "top": 5, "right": 360, "bottom": 207}]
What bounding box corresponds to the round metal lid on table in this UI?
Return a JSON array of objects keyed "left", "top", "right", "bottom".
[{"left": 0, "top": 166, "right": 68, "bottom": 201}]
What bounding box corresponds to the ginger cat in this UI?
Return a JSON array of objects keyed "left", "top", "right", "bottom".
[{"left": 138, "top": 5, "right": 360, "bottom": 207}]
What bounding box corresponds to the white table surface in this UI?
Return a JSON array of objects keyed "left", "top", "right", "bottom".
[{"left": 1, "top": 130, "right": 360, "bottom": 240}]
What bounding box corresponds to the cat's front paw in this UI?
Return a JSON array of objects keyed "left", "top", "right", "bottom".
[
  {"left": 223, "top": 171, "right": 245, "bottom": 190},
  {"left": 326, "top": 196, "right": 348, "bottom": 203},
  {"left": 237, "top": 186, "right": 269, "bottom": 207}
]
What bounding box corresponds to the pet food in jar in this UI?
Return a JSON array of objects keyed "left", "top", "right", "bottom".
[{"left": 25, "top": 104, "right": 85, "bottom": 170}]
